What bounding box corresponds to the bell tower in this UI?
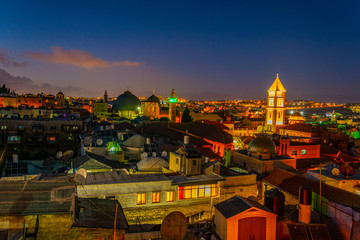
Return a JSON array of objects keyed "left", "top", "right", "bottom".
[
  {"left": 266, "top": 74, "right": 286, "bottom": 128},
  {"left": 169, "top": 89, "right": 177, "bottom": 122}
]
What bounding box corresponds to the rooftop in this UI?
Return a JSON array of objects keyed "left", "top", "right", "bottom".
[
  {"left": 263, "top": 169, "right": 360, "bottom": 211},
  {"left": 215, "top": 195, "right": 273, "bottom": 219},
  {"left": 84, "top": 170, "right": 170, "bottom": 185},
  {"left": 0, "top": 178, "right": 75, "bottom": 216}
]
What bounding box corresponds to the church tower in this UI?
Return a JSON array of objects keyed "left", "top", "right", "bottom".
[
  {"left": 104, "top": 90, "right": 108, "bottom": 103},
  {"left": 266, "top": 74, "right": 286, "bottom": 128},
  {"left": 169, "top": 89, "right": 177, "bottom": 122}
]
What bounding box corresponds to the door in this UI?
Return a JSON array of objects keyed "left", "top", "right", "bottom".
[{"left": 238, "top": 217, "right": 266, "bottom": 240}]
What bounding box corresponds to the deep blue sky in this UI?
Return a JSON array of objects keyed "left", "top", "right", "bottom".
[{"left": 0, "top": 1, "right": 359, "bottom": 102}]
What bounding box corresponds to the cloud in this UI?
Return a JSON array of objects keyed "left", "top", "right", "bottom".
[
  {"left": 28, "top": 46, "right": 141, "bottom": 69},
  {"left": 0, "top": 68, "right": 91, "bottom": 96},
  {"left": 0, "top": 48, "right": 27, "bottom": 68}
]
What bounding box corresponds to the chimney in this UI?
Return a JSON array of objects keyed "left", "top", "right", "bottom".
[
  {"left": 184, "top": 135, "right": 189, "bottom": 145},
  {"left": 299, "top": 185, "right": 312, "bottom": 224}
]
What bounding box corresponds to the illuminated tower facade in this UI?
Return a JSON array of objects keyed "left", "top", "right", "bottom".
[
  {"left": 266, "top": 74, "right": 286, "bottom": 127},
  {"left": 169, "top": 89, "right": 177, "bottom": 122}
]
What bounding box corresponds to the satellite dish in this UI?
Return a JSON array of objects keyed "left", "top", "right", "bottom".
[
  {"left": 161, "top": 211, "right": 187, "bottom": 240},
  {"left": 62, "top": 150, "right": 74, "bottom": 161},
  {"left": 161, "top": 151, "right": 168, "bottom": 157},
  {"left": 56, "top": 151, "right": 63, "bottom": 159},
  {"left": 152, "top": 152, "right": 157, "bottom": 157},
  {"left": 74, "top": 168, "right": 87, "bottom": 185},
  {"left": 141, "top": 152, "right": 148, "bottom": 160},
  {"left": 96, "top": 139, "right": 103, "bottom": 146},
  {"left": 247, "top": 196, "right": 259, "bottom": 202},
  {"left": 332, "top": 168, "right": 340, "bottom": 177},
  {"left": 83, "top": 136, "right": 92, "bottom": 146}
]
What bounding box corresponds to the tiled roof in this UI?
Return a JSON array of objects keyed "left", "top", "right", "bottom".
[
  {"left": 170, "top": 122, "right": 233, "bottom": 144},
  {"left": 263, "top": 169, "right": 360, "bottom": 211},
  {"left": 214, "top": 195, "right": 273, "bottom": 219}
]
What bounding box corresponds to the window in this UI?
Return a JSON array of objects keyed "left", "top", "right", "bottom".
[
  {"left": 184, "top": 186, "right": 191, "bottom": 199},
  {"left": 178, "top": 184, "right": 218, "bottom": 200},
  {"left": 166, "top": 191, "right": 174, "bottom": 202},
  {"left": 47, "top": 136, "right": 56, "bottom": 142},
  {"left": 176, "top": 158, "right": 179, "bottom": 164},
  {"left": 211, "top": 184, "right": 218, "bottom": 196},
  {"left": 193, "top": 160, "right": 197, "bottom": 166},
  {"left": 301, "top": 149, "right": 307, "bottom": 155},
  {"left": 268, "top": 98, "right": 274, "bottom": 106},
  {"left": 277, "top": 99, "right": 283, "bottom": 107},
  {"left": 291, "top": 150, "right": 297, "bottom": 155},
  {"left": 137, "top": 193, "right": 146, "bottom": 205},
  {"left": 8, "top": 136, "right": 20, "bottom": 143},
  {"left": 152, "top": 192, "right": 160, "bottom": 203}
]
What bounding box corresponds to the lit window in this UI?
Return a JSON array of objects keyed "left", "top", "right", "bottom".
[
  {"left": 198, "top": 185, "right": 205, "bottom": 198},
  {"left": 178, "top": 186, "right": 184, "bottom": 199},
  {"left": 192, "top": 186, "right": 198, "bottom": 198},
  {"left": 269, "top": 99, "right": 274, "bottom": 106},
  {"left": 152, "top": 192, "right": 160, "bottom": 203},
  {"left": 301, "top": 150, "right": 307, "bottom": 155},
  {"left": 277, "top": 99, "right": 283, "bottom": 107},
  {"left": 211, "top": 184, "right": 218, "bottom": 196},
  {"left": 166, "top": 191, "right": 174, "bottom": 202},
  {"left": 269, "top": 91, "right": 275, "bottom": 97},
  {"left": 8, "top": 136, "right": 20, "bottom": 143},
  {"left": 184, "top": 186, "right": 191, "bottom": 199},
  {"left": 205, "top": 185, "right": 211, "bottom": 197},
  {"left": 137, "top": 193, "right": 146, "bottom": 205},
  {"left": 47, "top": 136, "right": 56, "bottom": 141},
  {"left": 277, "top": 92, "right": 283, "bottom": 97}
]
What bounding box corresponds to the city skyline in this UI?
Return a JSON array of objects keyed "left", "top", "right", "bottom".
[{"left": 1, "top": 1, "right": 360, "bottom": 103}]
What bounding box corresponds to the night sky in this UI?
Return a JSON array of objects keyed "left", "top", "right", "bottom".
[{"left": 1, "top": 1, "right": 360, "bottom": 103}]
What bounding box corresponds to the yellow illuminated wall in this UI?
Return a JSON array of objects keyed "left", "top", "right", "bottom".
[{"left": 266, "top": 74, "right": 286, "bottom": 126}]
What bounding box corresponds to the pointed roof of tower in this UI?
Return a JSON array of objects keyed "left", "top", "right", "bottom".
[
  {"left": 170, "top": 89, "right": 176, "bottom": 98},
  {"left": 268, "top": 74, "right": 286, "bottom": 92}
]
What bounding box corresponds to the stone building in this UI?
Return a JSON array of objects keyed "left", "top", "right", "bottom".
[{"left": 141, "top": 90, "right": 161, "bottom": 120}]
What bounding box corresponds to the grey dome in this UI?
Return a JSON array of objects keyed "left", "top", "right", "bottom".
[
  {"left": 248, "top": 135, "right": 276, "bottom": 155},
  {"left": 137, "top": 157, "right": 169, "bottom": 172},
  {"left": 122, "top": 135, "right": 145, "bottom": 148},
  {"left": 113, "top": 90, "right": 141, "bottom": 111},
  {"left": 146, "top": 94, "right": 160, "bottom": 103}
]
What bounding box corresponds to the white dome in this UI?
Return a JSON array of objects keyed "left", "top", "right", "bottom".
[
  {"left": 136, "top": 157, "right": 169, "bottom": 172},
  {"left": 123, "top": 135, "right": 145, "bottom": 148}
]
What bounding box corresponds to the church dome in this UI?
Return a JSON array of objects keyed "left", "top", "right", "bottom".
[
  {"left": 113, "top": 91, "right": 141, "bottom": 111},
  {"left": 122, "top": 134, "right": 145, "bottom": 148},
  {"left": 136, "top": 157, "right": 169, "bottom": 172},
  {"left": 248, "top": 134, "right": 276, "bottom": 155},
  {"left": 146, "top": 94, "right": 160, "bottom": 103}
]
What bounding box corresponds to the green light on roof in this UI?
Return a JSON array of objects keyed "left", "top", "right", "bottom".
[{"left": 169, "top": 98, "right": 177, "bottom": 103}]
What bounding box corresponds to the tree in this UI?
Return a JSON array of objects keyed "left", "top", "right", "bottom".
[
  {"left": 181, "top": 106, "right": 192, "bottom": 123},
  {"left": 0, "top": 84, "right": 11, "bottom": 94}
]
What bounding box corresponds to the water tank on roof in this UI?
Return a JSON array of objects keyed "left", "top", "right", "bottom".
[
  {"left": 299, "top": 185, "right": 312, "bottom": 224},
  {"left": 264, "top": 188, "right": 285, "bottom": 217},
  {"left": 299, "top": 185, "right": 312, "bottom": 205}
]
